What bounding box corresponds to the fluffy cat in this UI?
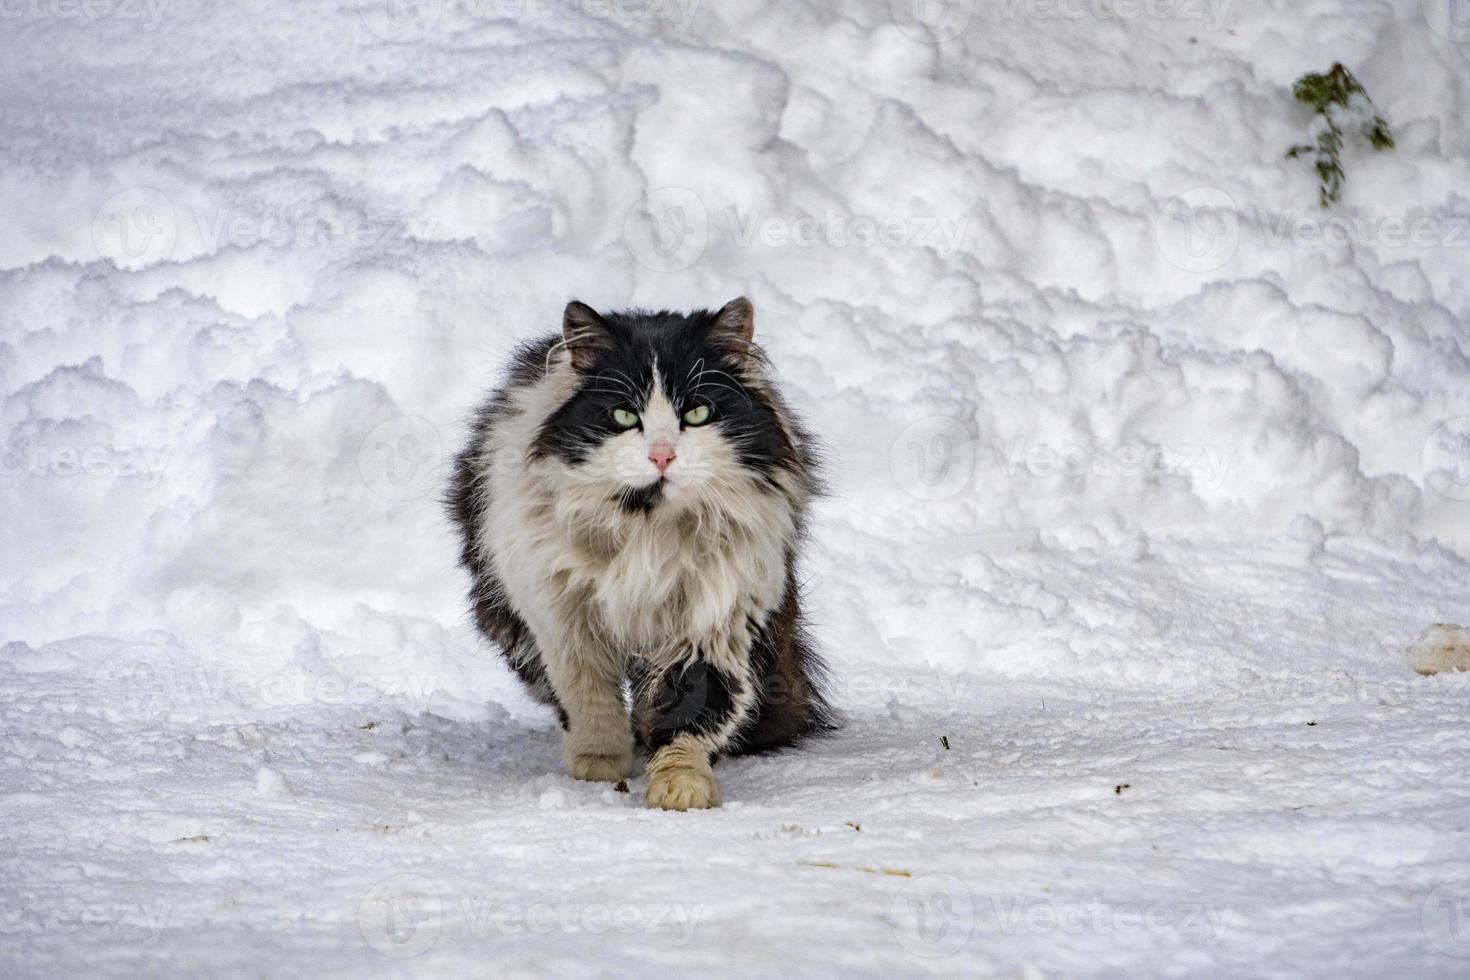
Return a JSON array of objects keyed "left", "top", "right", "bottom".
[{"left": 448, "top": 297, "right": 833, "bottom": 810}]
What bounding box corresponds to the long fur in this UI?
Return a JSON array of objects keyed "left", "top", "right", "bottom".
[{"left": 447, "top": 299, "right": 833, "bottom": 808}]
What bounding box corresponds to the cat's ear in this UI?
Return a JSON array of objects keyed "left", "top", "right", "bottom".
[
  {"left": 562, "top": 300, "right": 613, "bottom": 372},
  {"left": 709, "top": 296, "right": 755, "bottom": 352}
]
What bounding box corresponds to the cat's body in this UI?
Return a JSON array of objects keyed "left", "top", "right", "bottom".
[{"left": 448, "top": 298, "right": 832, "bottom": 810}]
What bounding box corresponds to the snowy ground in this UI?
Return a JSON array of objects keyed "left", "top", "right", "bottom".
[{"left": 5, "top": 0, "right": 1470, "bottom": 975}]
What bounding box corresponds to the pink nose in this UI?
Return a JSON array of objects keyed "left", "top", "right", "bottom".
[{"left": 649, "top": 443, "right": 676, "bottom": 473}]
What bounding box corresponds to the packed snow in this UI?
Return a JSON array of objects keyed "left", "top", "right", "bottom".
[{"left": 4, "top": 0, "right": 1470, "bottom": 975}]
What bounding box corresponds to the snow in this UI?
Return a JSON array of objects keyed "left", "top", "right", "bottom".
[{"left": 4, "top": 0, "right": 1470, "bottom": 975}]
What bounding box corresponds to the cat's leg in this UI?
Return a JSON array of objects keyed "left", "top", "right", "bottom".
[
  {"left": 636, "top": 625, "right": 755, "bottom": 810},
  {"left": 539, "top": 628, "right": 633, "bottom": 782},
  {"left": 730, "top": 578, "right": 836, "bottom": 753}
]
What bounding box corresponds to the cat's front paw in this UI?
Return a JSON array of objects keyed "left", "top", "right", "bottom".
[
  {"left": 646, "top": 763, "right": 721, "bottom": 811},
  {"left": 566, "top": 748, "right": 633, "bottom": 782}
]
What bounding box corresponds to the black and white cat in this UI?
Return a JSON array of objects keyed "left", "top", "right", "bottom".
[{"left": 448, "top": 298, "right": 833, "bottom": 810}]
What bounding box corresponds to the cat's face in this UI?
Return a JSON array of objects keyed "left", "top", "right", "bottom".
[{"left": 532, "top": 298, "right": 799, "bottom": 513}]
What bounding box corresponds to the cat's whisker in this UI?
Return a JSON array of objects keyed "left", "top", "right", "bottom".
[
  {"left": 696, "top": 381, "right": 753, "bottom": 408},
  {"left": 692, "top": 364, "right": 754, "bottom": 408},
  {"left": 601, "top": 368, "right": 646, "bottom": 398},
  {"left": 543, "top": 337, "right": 572, "bottom": 376},
  {"left": 697, "top": 366, "right": 750, "bottom": 392},
  {"left": 593, "top": 374, "right": 637, "bottom": 395}
]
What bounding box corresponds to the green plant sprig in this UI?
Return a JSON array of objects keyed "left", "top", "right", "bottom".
[{"left": 1285, "top": 63, "right": 1394, "bottom": 208}]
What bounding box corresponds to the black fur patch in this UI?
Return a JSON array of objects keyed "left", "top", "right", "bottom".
[
  {"left": 617, "top": 481, "right": 663, "bottom": 514},
  {"left": 640, "top": 651, "right": 739, "bottom": 751},
  {"left": 731, "top": 567, "right": 837, "bottom": 755},
  {"left": 528, "top": 305, "right": 815, "bottom": 499}
]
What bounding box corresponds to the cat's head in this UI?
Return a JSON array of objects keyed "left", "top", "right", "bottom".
[{"left": 532, "top": 298, "right": 806, "bottom": 514}]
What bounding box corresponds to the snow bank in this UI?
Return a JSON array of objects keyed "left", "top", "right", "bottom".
[{"left": 4, "top": 0, "right": 1470, "bottom": 975}]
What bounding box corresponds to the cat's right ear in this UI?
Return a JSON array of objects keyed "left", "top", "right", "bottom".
[{"left": 562, "top": 301, "right": 613, "bottom": 372}]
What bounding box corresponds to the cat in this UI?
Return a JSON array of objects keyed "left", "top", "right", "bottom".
[{"left": 447, "top": 297, "right": 833, "bottom": 810}]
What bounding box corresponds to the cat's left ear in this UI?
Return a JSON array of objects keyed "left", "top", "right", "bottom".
[
  {"left": 563, "top": 300, "right": 614, "bottom": 372},
  {"left": 710, "top": 297, "right": 755, "bottom": 350}
]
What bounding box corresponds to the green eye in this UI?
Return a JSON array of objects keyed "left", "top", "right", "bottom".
[
  {"left": 682, "top": 404, "right": 712, "bottom": 426},
  {"left": 611, "top": 408, "right": 640, "bottom": 429}
]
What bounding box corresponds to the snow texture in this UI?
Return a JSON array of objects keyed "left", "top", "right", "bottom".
[{"left": 4, "top": 0, "right": 1470, "bottom": 976}]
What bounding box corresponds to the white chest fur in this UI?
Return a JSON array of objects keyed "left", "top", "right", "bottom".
[{"left": 477, "top": 363, "right": 794, "bottom": 660}]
